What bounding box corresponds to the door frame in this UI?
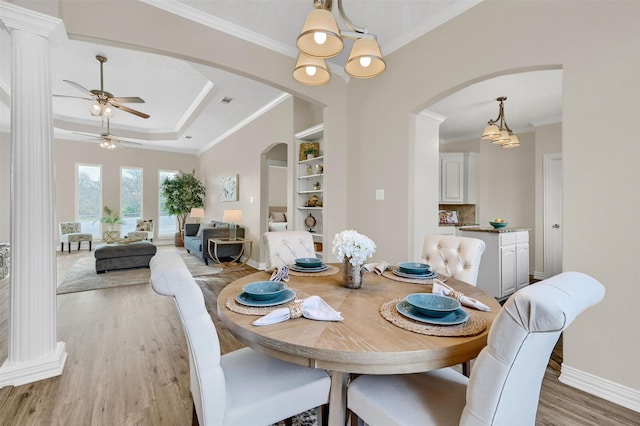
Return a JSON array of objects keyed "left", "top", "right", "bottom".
[{"left": 543, "top": 153, "right": 563, "bottom": 278}]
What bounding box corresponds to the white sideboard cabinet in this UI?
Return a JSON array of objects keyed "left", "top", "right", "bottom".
[
  {"left": 460, "top": 229, "right": 529, "bottom": 300},
  {"left": 439, "top": 152, "right": 477, "bottom": 204}
]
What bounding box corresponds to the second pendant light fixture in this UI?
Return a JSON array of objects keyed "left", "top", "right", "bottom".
[{"left": 293, "top": 0, "right": 386, "bottom": 86}]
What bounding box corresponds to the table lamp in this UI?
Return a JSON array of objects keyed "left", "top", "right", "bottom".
[
  {"left": 223, "top": 209, "right": 242, "bottom": 240},
  {"left": 190, "top": 207, "right": 205, "bottom": 223}
]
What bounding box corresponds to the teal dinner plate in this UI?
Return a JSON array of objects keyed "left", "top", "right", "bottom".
[
  {"left": 289, "top": 264, "right": 329, "bottom": 273},
  {"left": 236, "top": 289, "right": 295, "bottom": 307},
  {"left": 396, "top": 300, "right": 469, "bottom": 325},
  {"left": 392, "top": 269, "right": 438, "bottom": 280},
  {"left": 295, "top": 257, "right": 324, "bottom": 267}
]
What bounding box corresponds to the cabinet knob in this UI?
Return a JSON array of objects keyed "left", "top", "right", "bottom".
[{"left": 552, "top": 224, "right": 560, "bottom": 229}]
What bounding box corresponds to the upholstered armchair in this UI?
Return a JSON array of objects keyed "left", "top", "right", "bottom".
[
  {"left": 263, "top": 231, "right": 316, "bottom": 269},
  {"left": 127, "top": 219, "right": 154, "bottom": 242},
  {"left": 421, "top": 234, "right": 486, "bottom": 285},
  {"left": 59, "top": 222, "right": 93, "bottom": 253}
]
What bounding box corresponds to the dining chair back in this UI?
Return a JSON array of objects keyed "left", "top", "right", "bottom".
[
  {"left": 421, "top": 234, "right": 486, "bottom": 285},
  {"left": 263, "top": 231, "right": 316, "bottom": 269},
  {"left": 149, "top": 252, "right": 330, "bottom": 426},
  {"left": 59, "top": 222, "right": 93, "bottom": 253},
  {"left": 347, "top": 271, "right": 605, "bottom": 426}
]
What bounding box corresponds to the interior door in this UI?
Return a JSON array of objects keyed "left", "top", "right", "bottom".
[{"left": 544, "top": 153, "right": 563, "bottom": 278}]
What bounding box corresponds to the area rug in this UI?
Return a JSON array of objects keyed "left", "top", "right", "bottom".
[{"left": 57, "top": 252, "right": 223, "bottom": 295}]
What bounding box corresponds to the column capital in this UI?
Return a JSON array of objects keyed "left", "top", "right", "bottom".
[{"left": 0, "top": 2, "right": 67, "bottom": 46}]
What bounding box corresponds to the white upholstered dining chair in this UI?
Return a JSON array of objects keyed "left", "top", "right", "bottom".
[
  {"left": 347, "top": 271, "right": 605, "bottom": 426},
  {"left": 263, "top": 231, "right": 316, "bottom": 270},
  {"left": 421, "top": 234, "right": 486, "bottom": 285},
  {"left": 149, "top": 252, "right": 330, "bottom": 426}
]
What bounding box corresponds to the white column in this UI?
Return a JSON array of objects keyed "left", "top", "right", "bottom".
[
  {"left": 410, "top": 111, "right": 446, "bottom": 260},
  {"left": 0, "top": 3, "right": 68, "bottom": 387}
]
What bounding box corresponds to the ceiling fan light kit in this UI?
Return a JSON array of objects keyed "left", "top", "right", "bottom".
[
  {"left": 294, "top": 0, "right": 386, "bottom": 85},
  {"left": 481, "top": 97, "right": 520, "bottom": 148}
]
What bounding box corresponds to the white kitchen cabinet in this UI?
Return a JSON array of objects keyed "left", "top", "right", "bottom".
[
  {"left": 439, "top": 152, "right": 477, "bottom": 204},
  {"left": 460, "top": 229, "right": 529, "bottom": 300}
]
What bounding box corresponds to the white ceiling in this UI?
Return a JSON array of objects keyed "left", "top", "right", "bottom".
[{"left": 0, "top": 0, "right": 562, "bottom": 153}]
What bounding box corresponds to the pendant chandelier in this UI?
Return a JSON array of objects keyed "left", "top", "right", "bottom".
[
  {"left": 481, "top": 97, "right": 520, "bottom": 148},
  {"left": 293, "top": 0, "right": 386, "bottom": 86}
]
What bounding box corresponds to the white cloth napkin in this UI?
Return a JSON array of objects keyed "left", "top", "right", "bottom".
[
  {"left": 364, "top": 261, "right": 390, "bottom": 275},
  {"left": 432, "top": 279, "right": 491, "bottom": 312},
  {"left": 269, "top": 265, "right": 289, "bottom": 283},
  {"left": 253, "top": 295, "right": 343, "bottom": 326}
]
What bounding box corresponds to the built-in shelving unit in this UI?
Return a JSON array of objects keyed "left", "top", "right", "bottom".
[{"left": 295, "top": 124, "right": 324, "bottom": 257}]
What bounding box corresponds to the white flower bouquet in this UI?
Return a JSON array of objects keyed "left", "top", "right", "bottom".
[{"left": 332, "top": 230, "right": 376, "bottom": 267}]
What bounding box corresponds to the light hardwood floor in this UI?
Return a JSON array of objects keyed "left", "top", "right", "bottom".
[{"left": 0, "top": 247, "right": 638, "bottom": 425}]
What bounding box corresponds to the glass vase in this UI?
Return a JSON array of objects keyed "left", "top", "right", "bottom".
[{"left": 343, "top": 258, "right": 364, "bottom": 289}]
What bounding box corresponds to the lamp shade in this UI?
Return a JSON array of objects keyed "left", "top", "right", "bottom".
[
  {"left": 492, "top": 130, "right": 511, "bottom": 144},
  {"left": 293, "top": 53, "right": 331, "bottom": 86},
  {"left": 223, "top": 209, "right": 242, "bottom": 224},
  {"left": 344, "top": 38, "right": 386, "bottom": 79},
  {"left": 190, "top": 207, "right": 205, "bottom": 218},
  {"left": 482, "top": 124, "right": 501, "bottom": 140},
  {"left": 502, "top": 134, "right": 520, "bottom": 148},
  {"left": 297, "top": 9, "right": 343, "bottom": 58}
]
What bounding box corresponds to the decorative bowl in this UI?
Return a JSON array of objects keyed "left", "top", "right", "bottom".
[
  {"left": 490, "top": 221, "right": 509, "bottom": 229},
  {"left": 405, "top": 293, "right": 461, "bottom": 317},
  {"left": 398, "top": 262, "right": 431, "bottom": 275},
  {"left": 295, "top": 257, "right": 323, "bottom": 268},
  {"left": 242, "top": 281, "right": 288, "bottom": 301}
]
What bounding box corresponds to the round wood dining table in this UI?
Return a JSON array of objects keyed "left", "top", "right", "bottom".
[{"left": 216, "top": 265, "right": 501, "bottom": 425}]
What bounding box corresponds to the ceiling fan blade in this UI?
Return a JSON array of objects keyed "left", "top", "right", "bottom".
[
  {"left": 110, "top": 102, "right": 150, "bottom": 119},
  {"left": 110, "top": 96, "right": 145, "bottom": 104},
  {"left": 121, "top": 141, "right": 143, "bottom": 147},
  {"left": 72, "top": 131, "right": 102, "bottom": 139},
  {"left": 53, "top": 94, "right": 95, "bottom": 101},
  {"left": 63, "top": 80, "right": 97, "bottom": 98}
]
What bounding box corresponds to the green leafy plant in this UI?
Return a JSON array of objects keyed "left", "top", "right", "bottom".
[
  {"left": 99, "top": 206, "right": 123, "bottom": 230},
  {"left": 161, "top": 170, "right": 205, "bottom": 237}
]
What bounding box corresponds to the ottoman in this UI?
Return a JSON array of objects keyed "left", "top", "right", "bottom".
[{"left": 94, "top": 240, "right": 157, "bottom": 273}]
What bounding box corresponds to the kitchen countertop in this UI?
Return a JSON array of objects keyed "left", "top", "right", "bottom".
[
  {"left": 458, "top": 227, "right": 531, "bottom": 233},
  {"left": 438, "top": 223, "right": 479, "bottom": 227}
]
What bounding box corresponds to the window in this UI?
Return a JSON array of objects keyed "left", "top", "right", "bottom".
[
  {"left": 159, "top": 170, "right": 178, "bottom": 236},
  {"left": 76, "top": 164, "right": 102, "bottom": 237},
  {"left": 120, "top": 167, "right": 143, "bottom": 235}
]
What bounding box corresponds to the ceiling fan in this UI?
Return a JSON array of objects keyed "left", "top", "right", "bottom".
[
  {"left": 73, "top": 119, "right": 143, "bottom": 150},
  {"left": 54, "top": 55, "right": 150, "bottom": 119}
]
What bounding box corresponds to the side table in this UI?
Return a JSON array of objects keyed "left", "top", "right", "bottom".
[{"left": 207, "top": 238, "right": 252, "bottom": 265}]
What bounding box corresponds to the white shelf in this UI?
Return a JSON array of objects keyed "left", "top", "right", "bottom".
[
  {"left": 298, "top": 189, "right": 323, "bottom": 194},
  {"left": 298, "top": 155, "right": 324, "bottom": 164},
  {"left": 298, "top": 173, "right": 323, "bottom": 179},
  {"left": 297, "top": 206, "right": 323, "bottom": 210}
]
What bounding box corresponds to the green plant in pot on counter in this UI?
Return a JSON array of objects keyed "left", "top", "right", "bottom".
[{"left": 161, "top": 170, "right": 205, "bottom": 246}]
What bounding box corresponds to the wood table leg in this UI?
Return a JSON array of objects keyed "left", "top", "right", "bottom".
[{"left": 328, "top": 371, "right": 347, "bottom": 426}]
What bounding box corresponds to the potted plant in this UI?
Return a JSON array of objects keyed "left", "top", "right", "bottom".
[
  {"left": 161, "top": 170, "right": 205, "bottom": 246},
  {"left": 100, "top": 205, "right": 123, "bottom": 243}
]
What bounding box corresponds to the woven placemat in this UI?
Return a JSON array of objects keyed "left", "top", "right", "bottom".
[
  {"left": 381, "top": 270, "right": 447, "bottom": 285},
  {"left": 225, "top": 289, "right": 311, "bottom": 316},
  {"left": 380, "top": 298, "right": 486, "bottom": 337},
  {"left": 288, "top": 264, "right": 340, "bottom": 277}
]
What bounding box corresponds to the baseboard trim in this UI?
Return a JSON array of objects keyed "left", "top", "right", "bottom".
[
  {"left": 560, "top": 364, "right": 640, "bottom": 413},
  {"left": 0, "top": 341, "right": 67, "bottom": 388},
  {"left": 533, "top": 270, "right": 546, "bottom": 280}
]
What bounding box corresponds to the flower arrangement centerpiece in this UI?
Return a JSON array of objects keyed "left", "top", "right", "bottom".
[{"left": 332, "top": 230, "right": 376, "bottom": 289}]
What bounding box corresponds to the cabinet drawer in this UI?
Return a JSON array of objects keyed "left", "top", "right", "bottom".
[
  {"left": 516, "top": 231, "right": 529, "bottom": 243},
  {"left": 500, "top": 233, "right": 517, "bottom": 246}
]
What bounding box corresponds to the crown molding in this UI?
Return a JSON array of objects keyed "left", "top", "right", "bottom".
[{"left": 0, "top": 2, "right": 67, "bottom": 46}]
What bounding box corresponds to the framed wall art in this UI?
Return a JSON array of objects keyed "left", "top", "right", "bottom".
[{"left": 220, "top": 174, "right": 238, "bottom": 202}]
